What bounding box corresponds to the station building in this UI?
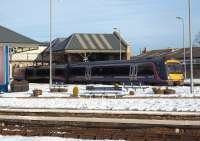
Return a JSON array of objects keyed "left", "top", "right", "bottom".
[
  {"left": 134, "top": 47, "right": 200, "bottom": 79},
  {"left": 0, "top": 25, "right": 39, "bottom": 92},
  {"left": 37, "top": 32, "right": 132, "bottom": 64}
]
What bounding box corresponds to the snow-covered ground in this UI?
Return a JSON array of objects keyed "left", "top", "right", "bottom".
[
  {"left": 0, "top": 97, "right": 200, "bottom": 112},
  {"left": 0, "top": 83, "right": 200, "bottom": 112},
  {"left": 184, "top": 79, "right": 200, "bottom": 85},
  {"left": 0, "top": 136, "right": 124, "bottom": 141},
  {"left": 2, "top": 83, "right": 200, "bottom": 98}
]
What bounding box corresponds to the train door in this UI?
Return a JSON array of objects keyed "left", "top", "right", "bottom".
[
  {"left": 129, "top": 65, "right": 137, "bottom": 82},
  {"left": 135, "top": 63, "right": 155, "bottom": 85},
  {"left": 134, "top": 65, "right": 137, "bottom": 80},
  {"left": 129, "top": 65, "right": 134, "bottom": 81},
  {"left": 85, "top": 65, "right": 91, "bottom": 82}
]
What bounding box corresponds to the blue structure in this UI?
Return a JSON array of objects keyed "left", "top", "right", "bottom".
[{"left": 0, "top": 46, "right": 9, "bottom": 92}]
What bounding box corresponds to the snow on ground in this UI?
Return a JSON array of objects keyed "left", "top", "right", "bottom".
[
  {"left": 2, "top": 83, "right": 200, "bottom": 98},
  {"left": 1, "top": 83, "right": 200, "bottom": 112},
  {"left": 0, "top": 136, "right": 124, "bottom": 141},
  {"left": 184, "top": 79, "right": 200, "bottom": 85},
  {"left": 0, "top": 97, "right": 200, "bottom": 112}
]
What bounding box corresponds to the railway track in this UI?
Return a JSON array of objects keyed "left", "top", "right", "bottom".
[{"left": 0, "top": 108, "right": 200, "bottom": 140}]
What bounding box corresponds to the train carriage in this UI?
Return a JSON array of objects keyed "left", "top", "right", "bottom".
[
  {"left": 14, "top": 57, "right": 184, "bottom": 86},
  {"left": 69, "top": 57, "right": 184, "bottom": 85}
]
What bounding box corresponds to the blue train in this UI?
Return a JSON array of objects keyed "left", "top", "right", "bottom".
[{"left": 14, "top": 57, "right": 184, "bottom": 86}]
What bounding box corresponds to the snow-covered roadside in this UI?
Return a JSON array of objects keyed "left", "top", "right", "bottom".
[
  {"left": 0, "top": 98, "right": 200, "bottom": 112},
  {"left": 0, "top": 136, "right": 124, "bottom": 141},
  {"left": 1, "top": 83, "right": 200, "bottom": 112},
  {"left": 2, "top": 83, "right": 200, "bottom": 98},
  {"left": 184, "top": 79, "right": 200, "bottom": 85}
]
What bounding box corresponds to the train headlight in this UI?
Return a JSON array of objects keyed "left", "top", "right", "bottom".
[{"left": 168, "top": 76, "right": 171, "bottom": 80}]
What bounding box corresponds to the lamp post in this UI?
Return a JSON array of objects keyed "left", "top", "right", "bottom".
[
  {"left": 188, "top": 0, "right": 193, "bottom": 93},
  {"left": 176, "top": 16, "right": 186, "bottom": 79},
  {"left": 49, "top": 0, "right": 53, "bottom": 89},
  {"left": 113, "top": 28, "right": 122, "bottom": 60}
]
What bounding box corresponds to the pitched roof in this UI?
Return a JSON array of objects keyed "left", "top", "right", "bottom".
[
  {"left": 134, "top": 47, "right": 200, "bottom": 60},
  {"left": 0, "top": 25, "right": 39, "bottom": 44},
  {"left": 46, "top": 32, "right": 129, "bottom": 53}
]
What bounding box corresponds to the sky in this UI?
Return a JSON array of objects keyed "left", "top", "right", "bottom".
[{"left": 0, "top": 0, "right": 200, "bottom": 55}]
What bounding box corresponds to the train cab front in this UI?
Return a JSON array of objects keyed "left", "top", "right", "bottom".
[{"left": 165, "top": 60, "right": 184, "bottom": 85}]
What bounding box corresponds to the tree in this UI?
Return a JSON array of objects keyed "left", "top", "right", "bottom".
[{"left": 193, "top": 32, "right": 200, "bottom": 47}]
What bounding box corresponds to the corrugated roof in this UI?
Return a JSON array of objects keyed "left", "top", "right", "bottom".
[
  {"left": 0, "top": 25, "right": 39, "bottom": 44},
  {"left": 45, "top": 32, "right": 129, "bottom": 53}
]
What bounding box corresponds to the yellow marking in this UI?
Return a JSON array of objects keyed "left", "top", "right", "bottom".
[
  {"left": 168, "top": 74, "right": 184, "bottom": 81},
  {"left": 165, "top": 60, "right": 180, "bottom": 64}
]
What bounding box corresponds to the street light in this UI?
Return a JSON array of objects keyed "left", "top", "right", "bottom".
[
  {"left": 176, "top": 16, "right": 186, "bottom": 79},
  {"left": 113, "top": 28, "right": 122, "bottom": 60},
  {"left": 188, "top": 0, "right": 194, "bottom": 93},
  {"left": 49, "top": 0, "right": 53, "bottom": 89}
]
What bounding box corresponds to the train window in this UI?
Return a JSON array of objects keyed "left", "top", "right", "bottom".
[
  {"left": 36, "top": 69, "right": 49, "bottom": 76},
  {"left": 113, "top": 66, "right": 130, "bottom": 76},
  {"left": 55, "top": 69, "right": 65, "bottom": 76},
  {"left": 71, "top": 67, "right": 85, "bottom": 76},
  {"left": 26, "top": 69, "right": 34, "bottom": 76},
  {"left": 92, "top": 65, "right": 130, "bottom": 76},
  {"left": 92, "top": 66, "right": 113, "bottom": 76},
  {"left": 92, "top": 67, "right": 102, "bottom": 76},
  {"left": 137, "top": 63, "right": 154, "bottom": 77}
]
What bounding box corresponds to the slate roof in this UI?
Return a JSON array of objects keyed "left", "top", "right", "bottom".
[
  {"left": 45, "top": 32, "right": 129, "bottom": 53},
  {"left": 0, "top": 25, "right": 39, "bottom": 44},
  {"left": 134, "top": 47, "right": 200, "bottom": 60}
]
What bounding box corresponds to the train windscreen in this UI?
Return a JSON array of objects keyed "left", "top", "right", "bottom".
[{"left": 167, "top": 63, "right": 183, "bottom": 74}]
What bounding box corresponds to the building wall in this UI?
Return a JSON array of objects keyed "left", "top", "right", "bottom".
[
  {"left": 51, "top": 52, "right": 128, "bottom": 64},
  {"left": 11, "top": 46, "right": 47, "bottom": 67},
  {"left": 127, "top": 46, "right": 132, "bottom": 60},
  {"left": 0, "top": 47, "right": 4, "bottom": 84},
  {"left": 0, "top": 46, "right": 9, "bottom": 92},
  {"left": 185, "top": 63, "right": 200, "bottom": 79}
]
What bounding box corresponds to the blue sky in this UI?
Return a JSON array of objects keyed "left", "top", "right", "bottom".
[{"left": 0, "top": 0, "right": 200, "bottom": 54}]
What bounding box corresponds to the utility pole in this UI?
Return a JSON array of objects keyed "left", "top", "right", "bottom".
[
  {"left": 176, "top": 17, "right": 186, "bottom": 78},
  {"left": 49, "top": 0, "right": 53, "bottom": 89},
  {"left": 188, "top": 0, "right": 194, "bottom": 93}
]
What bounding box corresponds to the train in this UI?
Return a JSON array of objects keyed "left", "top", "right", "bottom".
[{"left": 14, "top": 57, "right": 184, "bottom": 86}]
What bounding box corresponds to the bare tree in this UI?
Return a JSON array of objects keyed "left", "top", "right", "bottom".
[{"left": 193, "top": 32, "right": 200, "bottom": 47}]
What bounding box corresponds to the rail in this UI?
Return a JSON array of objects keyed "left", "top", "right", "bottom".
[{"left": 0, "top": 108, "right": 200, "bottom": 140}]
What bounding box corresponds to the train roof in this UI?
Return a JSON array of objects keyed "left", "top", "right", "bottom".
[
  {"left": 70, "top": 57, "right": 165, "bottom": 66},
  {"left": 26, "top": 64, "right": 67, "bottom": 69}
]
